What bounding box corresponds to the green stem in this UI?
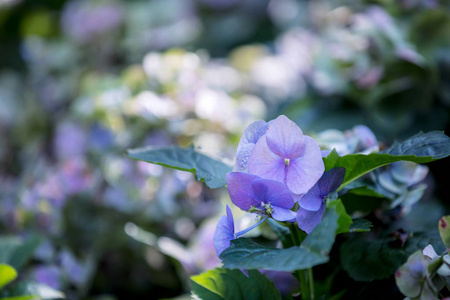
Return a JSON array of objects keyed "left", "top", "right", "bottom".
[
  {"left": 299, "top": 270, "right": 310, "bottom": 300},
  {"left": 308, "top": 268, "right": 315, "bottom": 300},
  {"left": 289, "top": 224, "right": 314, "bottom": 300}
]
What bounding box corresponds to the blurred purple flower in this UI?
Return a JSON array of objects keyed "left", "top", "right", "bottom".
[
  {"left": 54, "top": 122, "right": 87, "bottom": 161},
  {"left": 59, "top": 158, "right": 96, "bottom": 195},
  {"left": 89, "top": 123, "right": 113, "bottom": 151},
  {"left": 296, "top": 168, "right": 345, "bottom": 234},
  {"left": 33, "top": 265, "right": 62, "bottom": 290},
  {"left": 226, "top": 172, "right": 296, "bottom": 221},
  {"left": 61, "top": 0, "right": 123, "bottom": 44},
  {"left": 247, "top": 115, "right": 324, "bottom": 196},
  {"left": 60, "top": 250, "right": 86, "bottom": 286},
  {"left": 352, "top": 125, "right": 378, "bottom": 153},
  {"left": 213, "top": 205, "right": 235, "bottom": 256},
  {"left": 261, "top": 270, "right": 300, "bottom": 296}
]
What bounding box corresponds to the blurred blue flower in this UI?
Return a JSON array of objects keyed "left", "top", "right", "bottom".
[
  {"left": 296, "top": 168, "right": 345, "bottom": 234},
  {"left": 371, "top": 161, "right": 428, "bottom": 213},
  {"left": 54, "top": 122, "right": 87, "bottom": 161},
  {"left": 316, "top": 125, "right": 379, "bottom": 156},
  {"left": 33, "top": 265, "right": 62, "bottom": 290}
]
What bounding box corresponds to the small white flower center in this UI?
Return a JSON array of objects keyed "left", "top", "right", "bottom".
[{"left": 284, "top": 158, "right": 290, "bottom": 165}]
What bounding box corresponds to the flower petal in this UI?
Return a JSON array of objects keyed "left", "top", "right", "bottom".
[
  {"left": 265, "top": 115, "right": 304, "bottom": 159},
  {"left": 213, "top": 205, "right": 235, "bottom": 255},
  {"left": 317, "top": 167, "right": 346, "bottom": 196},
  {"left": 247, "top": 136, "right": 285, "bottom": 183},
  {"left": 234, "top": 120, "right": 269, "bottom": 172},
  {"left": 298, "top": 184, "right": 323, "bottom": 211},
  {"left": 286, "top": 136, "right": 324, "bottom": 194},
  {"left": 272, "top": 207, "right": 297, "bottom": 221},
  {"left": 226, "top": 172, "right": 261, "bottom": 210},
  {"left": 296, "top": 203, "right": 326, "bottom": 234},
  {"left": 251, "top": 178, "right": 294, "bottom": 209}
]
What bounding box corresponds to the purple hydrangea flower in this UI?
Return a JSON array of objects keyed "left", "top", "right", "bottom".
[
  {"left": 395, "top": 251, "right": 438, "bottom": 299},
  {"left": 247, "top": 115, "right": 324, "bottom": 196},
  {"left": 213, "top": 205, "right": 235, "bottom": 256},
  {"left": 296, "top": 167, "right": 345, "bottom": 233},
  {"left": 233, "top": 120, "right": 269, "bottom": 172},
  {"left": 226, "top": 172, "right": 296, "bottom": 221}
]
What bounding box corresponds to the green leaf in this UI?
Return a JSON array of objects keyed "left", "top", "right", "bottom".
[
  {"left": 327, "top": 200, "right": 352, "bottom": 234},
  {"left": 191, "top": 268, "right": 281, "bottom": 300},
  {"left": 0, "top": 236, "right": 41, "bottom": 270},
  {"left": 0, "top": 281, "right": 65, "bottom": 300},
  {"left": 127, "top": 145, "right": 232, "bottom": 189},
  {"left": 438, "top": 216, "right": 450, "bottom": 248},
  {"left": 0, "top": 265, "right": 17, "bottom": 290},
  {"left": 220, "top": 206, "right": 339, "bottom": 272},
  {"left": 349, "top": 219, "right": 372, "bottom": 233},
  {"left": 340, "top": 231, "right": 444, "bottom": 282},
  {"left": 324, "top": 131, "right": 450, "bottom": 190},
  {"left": 267, "top": 219, "right": 294, "bottom": 249}
]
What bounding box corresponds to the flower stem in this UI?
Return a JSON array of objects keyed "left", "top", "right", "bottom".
[
  {"left": 234, "top": 215, "right": 268, "bottom": 238},
  {"left": 308, "top": 268, "right": 315, "bottom": 300},
  {"left": 289, "top": 224, "right": 314, "bottom": 300},
  {"left": 299, "top": 269, "right": 310, "bottom": 300}
]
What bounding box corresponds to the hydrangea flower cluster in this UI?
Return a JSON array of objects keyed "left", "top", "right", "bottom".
[{"left": 214, "top": 115, "right": 345, "bottom": 256}]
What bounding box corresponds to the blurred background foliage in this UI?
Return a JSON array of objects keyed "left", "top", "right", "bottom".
[{"left": 1, "top": 0, "right": 450, "bottom": 299}]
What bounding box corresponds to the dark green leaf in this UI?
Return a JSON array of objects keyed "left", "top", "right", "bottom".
[
  {"left": 127, "top": 145, "right": 232, "bottom": 189},
  {"left": 0, "top": 264, "right": 17, "bottom": 290},
  {"left": 0, "top": 281, "right": 64, "bottom": 299},
  {"left": 340, "top": 231, "right": 444, "bottom": 282},
  {"left": 349, "top": 219, "right": 372, "bottom": 233},
  {"left": 327, "top": 200, "right": 352, "bottom": 234},
  {"left": 220, "top": 206, "right": 339, "bottom": 272},
  {"left": 324, "top": 131, "right": 450, "bottom": 190},
  {"left": 191, "top": 268, "right": 281, "bottom": 300},
  {"left": 0, "top": 236, "right": 40, "bottom": 270},
  {"left": 267, "top": 219, "right": 294, "bottom": 249}
]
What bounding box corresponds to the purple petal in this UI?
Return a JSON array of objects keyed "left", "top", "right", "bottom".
[
  {"left": 298, "top": 184, "right": 323, "bottom": 211},
  {"left": 321, "top": 150, "right": 331, "bottom": 157},
  {"left": 296, "top": 203, "right": 326, "bottom": 234},
  {"left": 317, "top": 167, "right": 346, "bottom": 196},
  {"left": 226, "top": 204, "right": 234, "bottom": 227},
  {"left": 213, "top": 205, "right": 235, "bottom": 256},
  {"left": 234, "top": 120, "right": 269, "bottom": 172},
  {"left": 286, "top": 136, "right": 324, "bottom": 194},
  {"left": 353, "top": 125, "right": 377, "bottom": 149},
  {"left": 247, "top": 136, "right": 286, "bottom": 183},
  {"left": 251, "top": 179, "right": 294, "bottom": 209},
  {"left": 272, "top": 207, "right": 297, "bottom": 221},
  {"left": 265, "top": 115, "right": 304, "bottom": 159},
  {"left": 226, "top": 172, "right": 261, "bottom": 210}
]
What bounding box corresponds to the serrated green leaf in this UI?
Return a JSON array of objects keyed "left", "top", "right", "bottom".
[
  {"left": 0, "top": 264, "right": 17, "bottom": 290},
  {"left": 0, "top": 281, "right": 64, "bottom": 300},
  {"left": 324, "top": 131, "right": 450, "bottom": 190},
  {"left": 220, "top": 206, "right": 339, "bottom": 272},
  {"left": 0, "top": 236, "right": 40, "bottom": 271},
  {"left": 340, "top": 231, "right": 444, "bottom": 282},
  {"left": 438, "top": 216, "right": 450, "bottom": 249},
  {"left": 191, "top": 268, "right": 281, "bottom": 300},
  {"left": 127, "top": 145, "right": 232, "bottom": 189},
  {"left": 349, "top": 219, "right": 372, "bottom": 233},
  {"left": 327, "top": 200, "right": 352, "bottom": 234}
]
